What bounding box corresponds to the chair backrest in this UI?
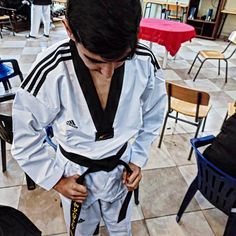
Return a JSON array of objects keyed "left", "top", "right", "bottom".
[
  {"left": 191, "top": 138, "right": 236, "bottom": 215},
  {"left": 0, "top": 114, "right": 12, "bottom": 144},
  {"left": 228, "top": 31, "right": 236, "bottom": 44},
  {"left": 0, "top": 63, "right": 14, "bottom": 81},
  {"left": 221, "top": 31, "right": 236, "bottom": 59},
  {"left": 166, "top": 81, "right": 210, "bottom": 105},
  {"left": 0, "top": 58, "right": 23, "bottom": 102},
  {"left": 166, "top": 1, "right": 183, "bottom": 20}
]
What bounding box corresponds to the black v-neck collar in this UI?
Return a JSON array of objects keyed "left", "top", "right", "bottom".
[{"left": 69, "top": 40, "right": 125, "bottom": 141}]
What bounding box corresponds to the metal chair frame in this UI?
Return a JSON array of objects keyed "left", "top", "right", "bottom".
[
  {"left": 0, "top": 6, "right": 15, "bottom": 38},
  {"left": 188, "top": 32, "right": 236, "bottom": 83},
  {"left": 158, "top": 81, "right": 211, "bottom": 160},
  {"left": 0, "top": 59, "right": 36, "bottom": 190},
  {"left": 166, "top": 2, "right": 186, "bottom": 22},
  {"left": 176, "top": 135, "right": 236, "bottom": 236}
]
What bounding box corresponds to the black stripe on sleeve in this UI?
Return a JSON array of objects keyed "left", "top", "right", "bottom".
[
  {"left": 136, "top": 43, "right": 161, "bottom": 70},
  {"left": 33, "top": 55, "right": 72, "bottom": 96},
  {"left": 26, "top": 49, "right": 71, "bottom": 93},
  {"left": 21, "top": 42, "right": 70, "bottom": 89}
]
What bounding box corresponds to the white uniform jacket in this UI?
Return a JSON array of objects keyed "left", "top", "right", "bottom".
[{"left": 12, "top": 39, "right": 166, "bottom": 207}]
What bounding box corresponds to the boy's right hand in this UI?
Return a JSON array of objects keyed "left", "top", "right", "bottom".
[{"left": 53, "top": 175, "right": 88, "bottom": 203}]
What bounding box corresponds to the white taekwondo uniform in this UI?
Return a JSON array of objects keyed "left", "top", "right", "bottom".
[
  {"left": 12, "top": 39, "right": 166, "bottom": 235},
  {"left": 29, "top": 0, "right": 52, "bottom": 37}
]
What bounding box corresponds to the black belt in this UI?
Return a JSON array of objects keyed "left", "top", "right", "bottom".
[{"left": 59, "top": 143, "right": 133, "bottom": 236}]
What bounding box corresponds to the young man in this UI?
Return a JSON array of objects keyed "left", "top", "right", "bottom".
[{"left": 12, "top": 0, "right": 166, "bottom": 235}]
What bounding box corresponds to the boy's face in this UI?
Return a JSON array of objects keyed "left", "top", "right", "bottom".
[
  {"left": 76, "top": 43, "right": 130, "bottom": 79},
  {"left": 63, "top": 20, "right": 130, "bottom": 79}
]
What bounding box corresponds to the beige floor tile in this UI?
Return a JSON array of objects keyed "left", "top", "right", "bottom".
[
  {"left": 0, "top": 186, "right": 21, "bottom": 208},
  {"left": 1, "top": 41, "right": 26, "bottom": 48},
  {"left": 131, "top": 196, "right": 145, "bottom": 221},
  {"left": 184, "top": 79, "right": 221, "bottom": 92},
  {"left": 18, "top": 186, "right": 66, "bottom": 236},
  {"left": 132, "top": 220, "right": 149, "bottom": 236},
  {"left": 225, "top": 91, "right": 236, "bottom": 100},
  {"left": 163, "top": 69, "right": 183, "bottom": 81},
  {"left": 146, "top": 211, "right": 215, "bottom": 236},
  {"left": 0, "top": 154, "right": 24, "bottom": 187},
  {"left": 100, "top": 219, "right": 149, "bottom": 236},
  {"left": 140, "top": 167, "right": 200, "bottom": 218},
  {"left": 202, "top": 109, "right": 224, "bottom": 132},
  {"left": 143, "top": 141, "right": 176, "bottom": 170},
  {"left": 208, "top": 91, "right": 234, "bottom": 108},
  {"left": 203, "top": 208, "right": 227, "bottom": 236},
  {"left": 162, "top": 133, "right": 195, "bottom": 166},
  {"left": 167, "top": 59, "right": 192, "bottom": 70}
]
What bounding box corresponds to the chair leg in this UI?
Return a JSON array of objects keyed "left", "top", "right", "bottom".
[
  {"left": 1, "top": 138, "right": 6, "bottom": 172},
  {"left": 201, "top": 115, "right": 208, "bottom": 132},
  {"left": 148, "top": 3, "right": 152, "bottom": 18},
  {"left": 188, "top": 119, "right": 203, "bottom": 161},
  {"left": 134, "top": 187, "right": 139, "bottom": 205},
  {"left": 188, "top": 53, "right": 199, "bottom": 74},
  {"left": 158, "top": 112, "right": 169, "bottom": 148},
  {"left": 25, "top": 173, "right": 36, "bottom": 190},
  {"left": 223, "top": 212, "right": 236, "bottom": 236},
  {"left": 218, "top": 60, "right": 220, "bottom": 75},
  {"left": 175, "top": 112, "right": 178, "bottom": 123},
  {"left": 225, "top": 60, "right": 228, "bottom": 83},
  {"left": 9, "top": 19, "right": 15, "bottom": 36},
  {"left": 193, "top": 59, "right": 206, "bottom": 82},
  {"left": 176, "top": 177, "right": 198, "bottom": 223}
]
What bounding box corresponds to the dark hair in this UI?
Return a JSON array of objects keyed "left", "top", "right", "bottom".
[{"left": 66, "top": 0, "right": 142, "bottom": 60}]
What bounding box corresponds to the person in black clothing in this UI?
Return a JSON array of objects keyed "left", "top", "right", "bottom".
[
  {"left": 203, "top": 111, "right": 236, "bottom": 178},
  {"left": 26, "top": 0, "right": 52, "bottom": 38}
]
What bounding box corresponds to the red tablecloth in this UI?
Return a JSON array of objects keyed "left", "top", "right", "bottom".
[{"left": 139, "top": 18, "right": 196, "bottom": 56}]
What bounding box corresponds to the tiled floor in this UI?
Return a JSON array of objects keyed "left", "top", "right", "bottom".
[{"left": 0, "top": 22, "right": 236, "bottom": 236}]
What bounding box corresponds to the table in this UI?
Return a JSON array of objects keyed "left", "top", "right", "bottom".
[
  {"left": 217, "top": 9, "right": 236, "bottom": 38},
  {"left": 138, "top": 18, "right": 196, "bottom": 68}
]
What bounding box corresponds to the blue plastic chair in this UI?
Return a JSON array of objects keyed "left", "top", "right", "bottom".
[
  {"left": 0, "top": 58, "right": 23, "bottom": 102},
  {"left": 176, "top": 135, "right": 236, "bottom": 236},
  {"left": 0, "top": 58, "right": 23, "bottom": 172}
]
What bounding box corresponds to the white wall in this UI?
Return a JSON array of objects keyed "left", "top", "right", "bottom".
[
  {"left": 197, "top": 0, "right": 219, "bottom": 19},
  {"left": 222, "top": 0, "right": 236, "bottom": 36}
]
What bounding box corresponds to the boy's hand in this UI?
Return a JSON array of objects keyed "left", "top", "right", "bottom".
[
  {"left": 122, "top": 163, "right": 142, "bottom": 191},
  {"left": 53, "top": 175, "right": 88, "bottom": 203}
]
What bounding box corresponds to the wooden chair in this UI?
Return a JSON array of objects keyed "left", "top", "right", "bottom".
[
  {"left": 165, "top": 2, "right": 185, "bottom": 22},
  {"left": 142, "top": 0, "right": 166, "bottom": 18},
  {"left": 223, "top": 102, "right": 236, "bottom": 124},
  {"left": 158, "top": 81, "right": 211, "bottom": 160},
  {"left": 188, "top": 31, "right": 236, "bottom": 83},
  {"left": 0, "top": 58, "right": 36, "bottom": 190},
  {"left": 0, "top": 6, "right": 15, "bottom": 38},
  {"left": 227, "top": 102, "right": 236, "bottom": 117}
]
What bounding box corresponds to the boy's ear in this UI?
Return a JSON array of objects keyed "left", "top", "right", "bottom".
[{"left": 62, "top": 19, "right": 76, "bottom": 41}]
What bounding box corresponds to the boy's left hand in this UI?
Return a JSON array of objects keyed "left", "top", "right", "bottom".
[{"left": 122, "top": 162, "right": 142, "bottom": 191}]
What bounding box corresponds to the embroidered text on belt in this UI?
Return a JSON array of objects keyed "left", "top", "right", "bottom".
[{"left": 59, "top": 143, "right": 133, "bottom": 236}]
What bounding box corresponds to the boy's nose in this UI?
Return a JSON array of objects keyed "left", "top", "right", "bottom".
[{"left": 100, "top": 63, "right": 115, "bottom": 79}]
